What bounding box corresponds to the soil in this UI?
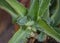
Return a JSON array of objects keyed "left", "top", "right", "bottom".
[{"left": 27, "top": 37, "right": 59, "bottom": 43}]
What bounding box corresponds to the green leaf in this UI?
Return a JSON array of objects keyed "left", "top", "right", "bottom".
[
  {"left": 0, "top": 0, "right": 18, "bottom": 22},
  {"left": 6, "top": 0, "right": 27, "bottom": 17},
  {"left": 50, "top": 0, "right": 59, "bottom": 17},
  {"left": 25, "top": 21, "right": 34, "bottom": 26},
  {"left": 9, "top": 27, "right": 31, "bottom": 43},
  {"left": 51, "top": 0, "right": 60, "bottom": 25},
  {"left": 38, "top": 0, "right": 51, "bottom": 17},
  {"left": 38, "top": 18, "right": 60, "bottom": 42},
  {"left": 54, "top": 27, "right": 60, "bottom": 35},
  {"left": 28, "top": 0, "right": 39, "bottom": 21},
  {"left": 42, "top": 8, "right": 52, "bottom": 25},
  {"left": 42, "top": 8, "right": 50, "bottom": 20},
  {"left": 42, "top": 8, "right": 51, "bottom": 25}
]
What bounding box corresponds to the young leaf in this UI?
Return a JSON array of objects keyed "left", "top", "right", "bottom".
[{"left": 17, "top": 16, "right": 28, "bottom": 25}]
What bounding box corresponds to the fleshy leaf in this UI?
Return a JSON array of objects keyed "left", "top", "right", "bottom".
[
  {"left": 28, "top": 0, "right": 39, "bottom": 21},
  {"left": 6, "top": 0, "right": 27, "bottom": 17},
  {"left": 38, "top": 0, "right": 51, "bottom": 17},
  {"left": 0, "top": 0, "right": 18, "bottom": 22},
  {"left": 9, "top": 27, "right": 31, "bottom": 43},
  {"left": 38, "top": 18, "right": 60, "bottom": 42}
]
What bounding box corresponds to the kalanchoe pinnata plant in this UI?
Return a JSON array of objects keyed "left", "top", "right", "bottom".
[{"left": 0, "top": 0, "right": 60, "bottom": 43}]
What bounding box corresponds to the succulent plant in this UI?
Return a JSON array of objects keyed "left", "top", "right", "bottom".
[{"left": 0, "top": 0, "right": 60, "bottom": 43}]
